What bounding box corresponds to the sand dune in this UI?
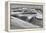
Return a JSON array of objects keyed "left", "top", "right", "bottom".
[{"left": 10, "top": 16, "right": 40, "bottom": 29}]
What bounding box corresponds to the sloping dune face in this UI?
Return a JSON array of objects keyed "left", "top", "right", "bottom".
[{"left": 10, "top": 3, "right": 43, "bottom": 29}]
